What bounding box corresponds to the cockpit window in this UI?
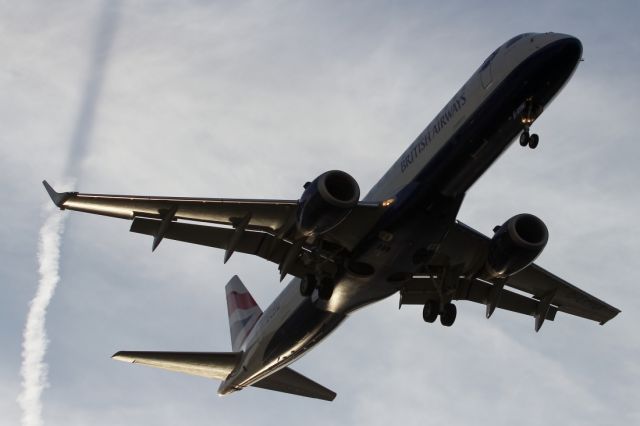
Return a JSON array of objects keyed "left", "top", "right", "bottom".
[
  {"left": 506, "top": 33, "right": 533, "bottom": 48},
  {"left": 480, "top": 48, "right": 499, "bottom": 71}
]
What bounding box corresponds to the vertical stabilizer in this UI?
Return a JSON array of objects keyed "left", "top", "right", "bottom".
[{"left": 225, "top": 275, "right": 262, "bottom": 351}]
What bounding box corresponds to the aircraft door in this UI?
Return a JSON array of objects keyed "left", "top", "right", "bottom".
[{"left": 480, "top": 48, "right": 498, "bottom": 89}]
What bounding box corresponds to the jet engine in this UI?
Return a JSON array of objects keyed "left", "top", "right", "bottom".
[
  {"left": 485, "top": 213, "right": 548, "bottom": 278},
  {"left": 296, "top": 170, "right": 360, "bottom": 237}
]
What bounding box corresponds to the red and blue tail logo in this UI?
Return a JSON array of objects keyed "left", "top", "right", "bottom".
[{"left": 225, "top": 276, "right": 262, "bottom": 351}]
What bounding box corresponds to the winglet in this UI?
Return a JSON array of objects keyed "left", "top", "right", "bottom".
[{"left": 42, "top": 180, "right": 76, "bottom": 208}]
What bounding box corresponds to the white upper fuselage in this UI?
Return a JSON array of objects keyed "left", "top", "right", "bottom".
[{"left": 219, "top": 32, "right": 583, "bottom": 395}]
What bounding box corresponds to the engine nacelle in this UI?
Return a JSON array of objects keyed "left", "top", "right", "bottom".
[
  {"left": 485, "top": 213, "right": 549, "bottom": 278},
  {"left": 296, "top": 170, "right": 360, "bottom": 237}
]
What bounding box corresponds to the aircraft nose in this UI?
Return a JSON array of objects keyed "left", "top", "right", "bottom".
[
  {"left": 549, "top": 35, "right": 583, "bottom": 66},
  {"left": 533, "top": 34, "right": 583, "bottom": 79}
]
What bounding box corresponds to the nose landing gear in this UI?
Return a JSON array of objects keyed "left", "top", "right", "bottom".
[
  {"left": 519, "top": 129, "right": 539, "bottom": 149},
  {"left": 518, "top": 98, "right": 541, "bottom": 149}
]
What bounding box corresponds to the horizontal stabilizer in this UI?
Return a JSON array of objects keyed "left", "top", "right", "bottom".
[
  {"left": 112, "top": 351, "right": 336, "bottom": 401},
  {"left": 112, "top": 351, "right": 240, "bottom": 380},
  {"left": 253, "top": 367, "right": 336, "bottom": 401}
]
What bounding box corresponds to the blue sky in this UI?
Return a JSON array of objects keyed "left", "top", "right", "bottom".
[{"left": 2, "top": 1, "right": 639, "bottom": 425}]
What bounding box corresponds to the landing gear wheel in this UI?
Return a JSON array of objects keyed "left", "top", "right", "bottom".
[
  {"left": 299, "top": 277, "right": 315, "bottom": 297},
  {"left": 422, "top": 300, "right": 439, "bottom": 323},
  {"left": 528, "top": 133, "right": 539, "bottom": 149},
  {"left": 440, "top": 303, "right": 457, "bottom": 327},
  {"left": 519, "top": 132, "right": 530, "bottom": 147}
]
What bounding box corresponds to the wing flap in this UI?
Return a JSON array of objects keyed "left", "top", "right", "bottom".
[
  {"left": 112, "top": 351, "right": 240, "bottom": 380},
  {"left": 252, "top": 367, "right": 336, "bottom": 401},
  {"left": 401, "top": 278, "right": 557, "bottom": 321},
  {"left": 507, "top": 264, "right": 619, "bottom": 324},
  {"left": 129, "top": 218, "right": 312, "bottom": 277},
  {"left": 457, "top": 278, "right": 558, "bottom": 320}
]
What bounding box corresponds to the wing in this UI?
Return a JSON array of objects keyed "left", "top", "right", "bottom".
[
  {"left": 43, "top": 181, "right": 384, "bottom": 276},
  {"left": 113, "top": 351, "right": 336, "bottom": 401},
  {"left": 43, "top": 180, "right": 299, "bottom": 232},
  {"left": 400, "top": 221, "right": 620, "bottom": 330}
]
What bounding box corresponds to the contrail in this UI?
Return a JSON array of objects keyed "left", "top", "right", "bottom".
[
  {"left": 18, "top": 1, "right": 119, "bottom": 424},
  {"left": 65, "top": 0, "right": 120, "bottom": 169},
  {"left": 18, "top": 204, "right": 67, "bottom": 426}
]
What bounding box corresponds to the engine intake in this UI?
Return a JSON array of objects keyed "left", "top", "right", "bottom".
[
  {"left": 485, "top": 213, "right": 548, "bottom": 278},
  {"left": 296, "top": 170, "right": 360, "bottom": 237}
]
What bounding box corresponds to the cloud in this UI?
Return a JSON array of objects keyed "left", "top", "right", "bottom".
[
  {"left": 1, "top": 1, "right": 638, "bottom": 425},
  {"left": 64, "top": 0, "right": 120, "bottom": 177}
]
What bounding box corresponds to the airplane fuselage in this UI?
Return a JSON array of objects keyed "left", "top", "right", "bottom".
[{"left": 219, "top": 32, "right": 583, "bottom": 395}]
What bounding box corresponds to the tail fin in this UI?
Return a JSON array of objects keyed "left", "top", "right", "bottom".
[{"left": 226, "top": 275, "right": 262, "bottom": 351}]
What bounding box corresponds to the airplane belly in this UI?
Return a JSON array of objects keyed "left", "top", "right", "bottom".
[{"left": 261, "top": 299, "right": 345, "bottom": 364}]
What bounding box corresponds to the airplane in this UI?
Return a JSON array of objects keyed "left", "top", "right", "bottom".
[{"left": 43, "top": 32, "right": 620, "bottom": 401}]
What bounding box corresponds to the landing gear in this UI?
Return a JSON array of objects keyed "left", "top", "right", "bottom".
[
  {"left": 422, "top": 300, "right": 439, "bottom": 323},
  {"left": 299, "top": 275, "right": 316, "bottom": 297},
  {"left": 318, "top": 284, "right": 334, "bottom": 300},
  {"left": 422, "top": 301, "right": 457, "bottom": 326},
  {"left": 519, "top": 130, "right": 539, "bottom": 149},
  {"left": 300, "top": 274, "right": 335, "bottom": 300},
  {"left": 318, "top": 277, "right": 334, "bottom": 300},
  {"left": 519, "top": 98, "right": 541, "bottom": 149},
  {"left": 439, "top": 303, "right": 457, "bottom": 327}
]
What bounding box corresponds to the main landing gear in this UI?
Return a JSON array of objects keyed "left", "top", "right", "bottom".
[
  {"left": 422, "top": 300, "right": 457, "bottom": 327},
  {"left": 300, "top": 274, "right": 334, "bottom": 300}
]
